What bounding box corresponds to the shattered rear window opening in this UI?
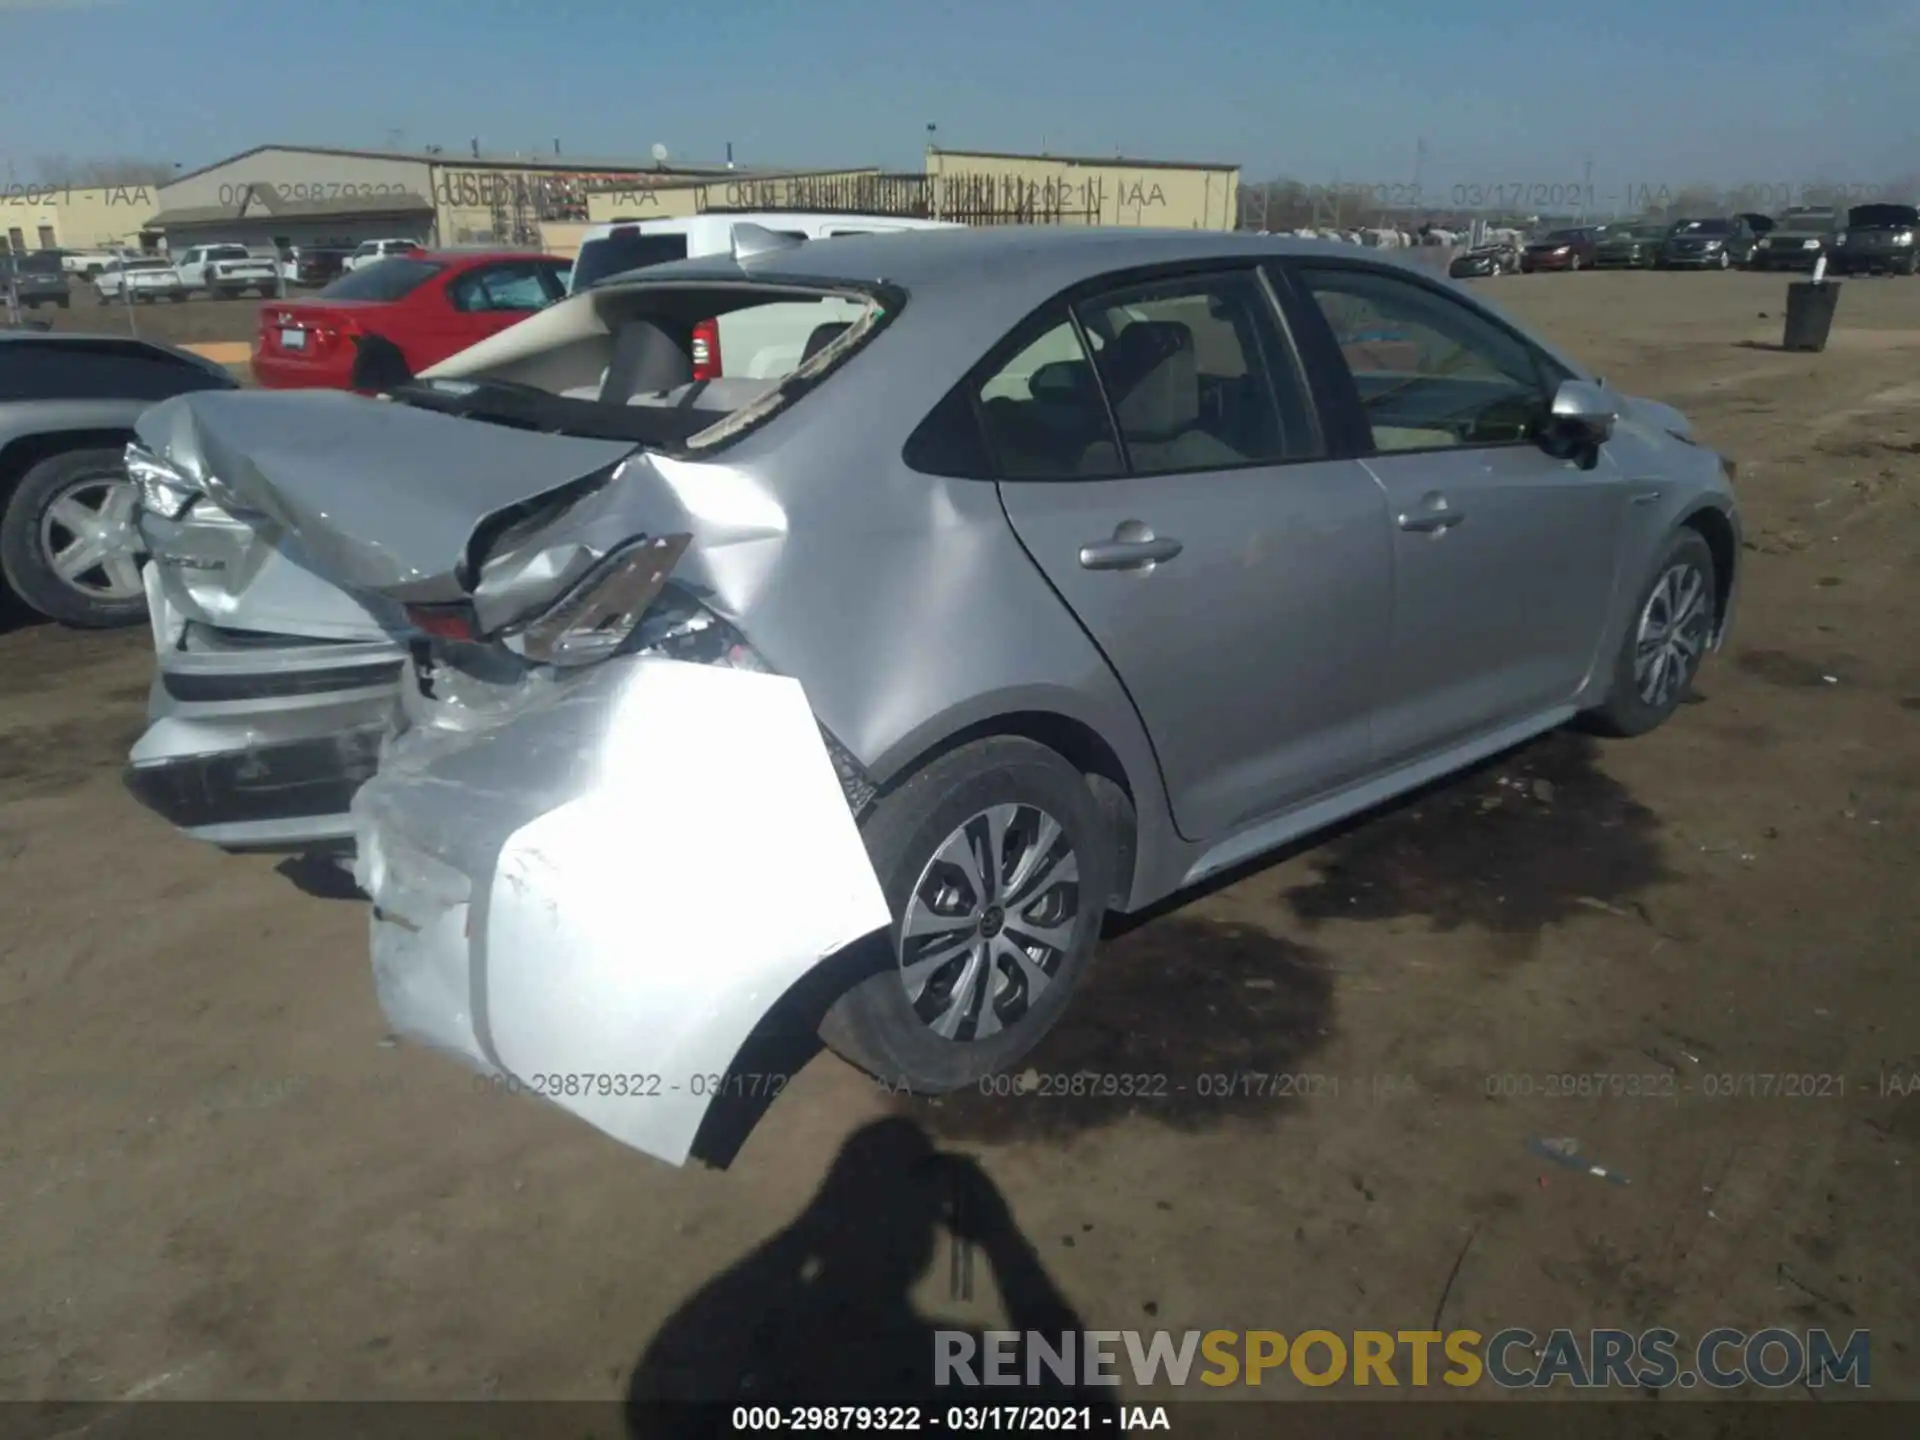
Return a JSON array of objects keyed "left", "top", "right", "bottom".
[{"left": 397, "top": 278, "right": 906, "bottom": 455}]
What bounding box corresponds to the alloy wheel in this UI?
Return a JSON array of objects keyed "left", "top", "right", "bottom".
[
  {"left": 39, "top": 474, "right": 145, "bottom": 603},
  {"left": 1634, "top": 562, "right": 1712, "bottom": 708},
  {"left": 897, "top": 803, "right": 1081, "bottom": 1043}
]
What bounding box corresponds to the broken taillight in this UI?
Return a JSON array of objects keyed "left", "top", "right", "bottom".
[
  {"left": 690, "top": 318, "right": 722, "bottom": 380},
  {"left": 505, "top": 533, "right": 694, "bottom": 667},
  {"left": 405, "top": 603, "right": 480, "bottom": 642}
]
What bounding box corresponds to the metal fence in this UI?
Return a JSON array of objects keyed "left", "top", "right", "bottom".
[{"left": 696, "top": 172, "right": 1099, "bottom": 226}]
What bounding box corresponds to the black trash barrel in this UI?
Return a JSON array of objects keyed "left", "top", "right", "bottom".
[{"left": 1783, "top": 281, "right": 1841, "bottom": 352}]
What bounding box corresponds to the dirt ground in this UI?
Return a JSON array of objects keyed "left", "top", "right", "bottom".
[
  {"left": 2, "top": 272, "right": 1917, "bottom": 1415},
  {"left": 32, "top": 290, "right": 282, "bottom": 348}
]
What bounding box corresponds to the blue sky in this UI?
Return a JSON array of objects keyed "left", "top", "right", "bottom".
[{"left": 2, "top": 0, "right": 1916, "bottom": 193}]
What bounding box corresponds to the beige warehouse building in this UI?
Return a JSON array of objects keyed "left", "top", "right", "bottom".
[
  {"left": 2, "top": 184, "right": 163, "bottom": 255},
  {"left": 140, "top": 144, "right": 742, "bottom": 254},
  {"left": 7, "top": 143, "right": 1240, "bottom": 261},
  {"left": 925, "top": 148, "right": 1239, "bottom": 230},
  {"left": 573, "top": 150, "right": 1240, "bottom": 233}
]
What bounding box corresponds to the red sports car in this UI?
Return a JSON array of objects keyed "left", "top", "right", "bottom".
[{"left": 252, "top": 250, "right": 571, "bottom": 390}]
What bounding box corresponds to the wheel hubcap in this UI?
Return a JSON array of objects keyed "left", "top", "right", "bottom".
[
  {"left": 1634, "top": 562, "right": 1712, "bottom": 708},
  {"left": 40, "top": 476, "right": 146, "bottom": 602},
  {"left": 898, "top": 803, "right": 1080, "bottom": 1043}
]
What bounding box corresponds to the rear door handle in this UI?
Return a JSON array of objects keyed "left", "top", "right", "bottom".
[
  {"left": 1396, "top": 510, "right": 1465, "bottom": 533},
  {"left": 1079, "top": 532, "right": 1184, "bottom": 570}
]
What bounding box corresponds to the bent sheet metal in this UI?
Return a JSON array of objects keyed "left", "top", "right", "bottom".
[{"left": 354, "top": 656, "right": 892, "bottom": 1165}]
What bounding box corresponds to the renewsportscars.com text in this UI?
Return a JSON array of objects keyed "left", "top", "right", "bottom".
[{"left": 935, "top": 1327, "right": 1870, "bottom": 1390}]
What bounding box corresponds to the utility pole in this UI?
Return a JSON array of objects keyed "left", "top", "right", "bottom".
[{"left": 926, "top": 124, "right": 939, "bottom": 220}]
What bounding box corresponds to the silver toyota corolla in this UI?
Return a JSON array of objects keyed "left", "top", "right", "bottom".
[{"left": 125, "top": 226, "right": 1741, "bottom": 1166}]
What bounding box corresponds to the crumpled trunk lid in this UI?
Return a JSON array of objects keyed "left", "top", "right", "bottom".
[{"left": 134, "top": 390, "right": 646, "bottom": 630}]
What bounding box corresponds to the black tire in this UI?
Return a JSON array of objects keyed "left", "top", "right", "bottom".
[
  {"left": 55, "top": 296, "right": 70, "bottom": 309},
  {"left": 818, "top": 736, "right": 1113, "bottom": 1093},
  {"left": 1583, "top": 529, "right": 1718, "bottom": 738},
  {"left": 1, "top": 447, "right": 147, "bottom": 628},
  {"left": 169, "top": 292, "right": 186, "bottom": 303}
]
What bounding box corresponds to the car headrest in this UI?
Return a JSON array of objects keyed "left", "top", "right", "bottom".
[
  {"left": 601, "top": 318, "right": 692, "bottom": 404},
  {"left": 801, "top": 321, "right": 852, "bottom": 364},
  {"left": 1102, "top": 320, "right": 1198, "bottom": 438}
]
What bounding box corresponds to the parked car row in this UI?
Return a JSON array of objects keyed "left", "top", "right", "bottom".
[
  {"left": 108, "top": 225, "right": 1743, "bottom": 1169},
  {"left": 1509, "top": 203, "right": 1917, "bottom": 276}
]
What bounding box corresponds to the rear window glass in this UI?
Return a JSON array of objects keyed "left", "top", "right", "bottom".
[
  {"left": 390, "top": 282, "right": 896, "bottom": 452},
  {"left": 316, "top": 257, "right": 445, "bottom": 301},
  {"left": 1673, "top": 219, "right": 1733, "bottom": 234},
  {"left": 1848, "top": 204, "right": 1918, "bottom": 228},
  {"left": 8, "top": 252, "right": 64, "bottom": 274},
  {"left": 0, "top": 341, "right": 236, "bottom": 401},
  {"left": 569, "top": 232, "right": 690, "bottom": 291}
]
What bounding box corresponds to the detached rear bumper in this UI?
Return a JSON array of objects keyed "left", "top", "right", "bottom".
[
  {"left": 354, "top": 656, "right": 891, "bottom": 1167},
  {"left": 125, "top": 558, "right": 405, "bottom": 849}
]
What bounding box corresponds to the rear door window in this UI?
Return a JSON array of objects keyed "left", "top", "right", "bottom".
[
  {"left": 972, "top": 315, "right": 1122, "bottom": 480},
  {"left": 1071, "top": 269, "right": 1319, "bottom": 471},
  {"left": 447, "top": 262, "right": 559, "bottom": 313}
]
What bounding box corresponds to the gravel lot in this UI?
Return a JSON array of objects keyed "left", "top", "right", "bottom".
[{"left": 2, "top": 271, "right": 1917, "bottom": 1412}]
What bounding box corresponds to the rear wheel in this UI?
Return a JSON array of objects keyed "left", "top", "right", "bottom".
[
  {"left": 1583, "top": 530, "right": 1718, "bottom": 737},
  {"left": 0, "top": 447, "right": 148, "bottom": 628},
  {"left": 819, "top": 737, "right": 1112, "bottom": 1093}
]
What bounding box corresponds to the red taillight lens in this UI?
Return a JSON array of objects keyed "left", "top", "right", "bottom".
[
  {"left": 405, "top": 603, "right": 479, "bottom": 642},
  {"left": 691, "top": 318, "right": 722, "bottom": 380}
]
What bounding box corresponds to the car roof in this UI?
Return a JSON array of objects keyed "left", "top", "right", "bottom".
[
  {"left": 614, "top": 225, "right": 1434, "bottom": 297},
  {"left": 581, "top": 212, "right": 960, "bottom": 241},
  {"left": 413, "top": 250, "right": 564, "bottom": 267}
]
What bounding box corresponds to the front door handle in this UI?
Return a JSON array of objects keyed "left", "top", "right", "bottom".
[
  {"left": 1079, "top": 521, "right": 1183, "bottom": 571},
  {"left": 1396, "top": 510, "right": 1466, "bottom": 533}
]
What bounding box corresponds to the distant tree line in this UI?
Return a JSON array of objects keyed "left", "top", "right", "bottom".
[
  {"left": 1235, "top": 173, "right": 1920, "bottom": 232},
  {"left": 30, "top": 156, "right": 176, "bottom": 188}
]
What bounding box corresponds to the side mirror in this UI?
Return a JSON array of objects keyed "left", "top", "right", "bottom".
[{"left": 1550, "top": 378, "right": 1616, "bottom": 443}]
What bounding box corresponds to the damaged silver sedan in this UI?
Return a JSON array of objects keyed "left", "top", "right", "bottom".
[{"left": 125, "top": 226, "right": 1742, "bottom": 1165}]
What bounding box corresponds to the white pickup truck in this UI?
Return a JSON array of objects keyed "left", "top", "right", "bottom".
[
  {"left": 172, "top": 244, "right": 282, "bottom": 299},
  {"left": 59, "top": 248, "right": 142, "bottom": 279}
]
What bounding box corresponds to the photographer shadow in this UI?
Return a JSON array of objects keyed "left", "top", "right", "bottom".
[{"left": 625, "top": 1117, "right": 1118, "bottom": 1437}]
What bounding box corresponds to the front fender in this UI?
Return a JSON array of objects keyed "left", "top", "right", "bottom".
[{"left": 354, "top": 656, "right": 891, "bottom": 1166}]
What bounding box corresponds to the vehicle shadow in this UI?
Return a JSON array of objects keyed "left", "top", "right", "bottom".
[
  {"left": 0, "top": 589, "right": 49, "bottom": 638},
  {"left": 1116, "top": 727, "right": 1666, "bottom": 952},
  {"left": 625, "top": 1116, "right": 1119, "bottom": 1437},
  {"left": 273, "top": 848, "right": 366, "bottom": 900},
  {"left": 1731, "top": 339, "right": 1790, "bottom": 352}
]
